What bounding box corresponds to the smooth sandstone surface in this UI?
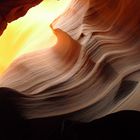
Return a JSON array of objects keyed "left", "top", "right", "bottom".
[{"left": 0, "top": 0, "right": 140, "bottom": 122}]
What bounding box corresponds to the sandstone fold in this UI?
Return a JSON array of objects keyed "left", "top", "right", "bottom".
[{"left": 0, "top": 0, "right": 140, "bottom": 122}]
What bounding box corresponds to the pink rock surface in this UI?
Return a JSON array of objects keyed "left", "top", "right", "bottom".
[{"left": 0, "top": 0, "right": 140, "bottom": 122}]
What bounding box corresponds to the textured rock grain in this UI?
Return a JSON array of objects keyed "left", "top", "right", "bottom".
[{"left": 0, "top": 0, "right": 140, "bottom": 122}]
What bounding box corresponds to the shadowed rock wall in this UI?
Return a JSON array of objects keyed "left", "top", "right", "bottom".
[{"left": 0, "top": 0, "right": 140, "bottom": 122}]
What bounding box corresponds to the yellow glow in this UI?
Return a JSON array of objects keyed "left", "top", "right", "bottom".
[{"left": 0, "top": 0, "right": 71, "bottom": 74}]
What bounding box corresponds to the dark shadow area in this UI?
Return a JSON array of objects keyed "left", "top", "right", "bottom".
[
  {"left": 0, "top": 87, "right": 139, "bottom": 140},
  {"left": 115, "top": 80, "right": 138, "bottom": 101}
]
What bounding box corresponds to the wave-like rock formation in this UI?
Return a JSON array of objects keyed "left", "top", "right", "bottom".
[{"left": 0, "top": 0, "right": 140, "bottom": 122}]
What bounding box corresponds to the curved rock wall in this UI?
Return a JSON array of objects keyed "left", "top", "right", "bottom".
[{"left": 0, "top": 0, "right": 140, "bottom": 122}]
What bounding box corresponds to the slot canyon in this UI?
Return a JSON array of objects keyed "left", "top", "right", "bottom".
[{"left": 0, "top": 0, "right": 140, "bottom": 139}]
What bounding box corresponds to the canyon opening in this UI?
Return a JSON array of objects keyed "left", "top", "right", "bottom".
[{"left": 0, "top": 0, "right": 72, "bottom": 74}]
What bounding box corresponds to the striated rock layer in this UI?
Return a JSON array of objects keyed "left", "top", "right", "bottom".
[{"left": 0, "top": 0, "right": 140, "bottom": 122}]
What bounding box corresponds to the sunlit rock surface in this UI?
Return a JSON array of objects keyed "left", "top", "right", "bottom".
[{"left": 0, "top": 0, "right": 140, "bottom": 122}]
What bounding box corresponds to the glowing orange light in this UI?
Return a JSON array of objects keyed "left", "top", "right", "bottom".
[{"left": 0, "top": 0, "right": 71, "bottom": 74}]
